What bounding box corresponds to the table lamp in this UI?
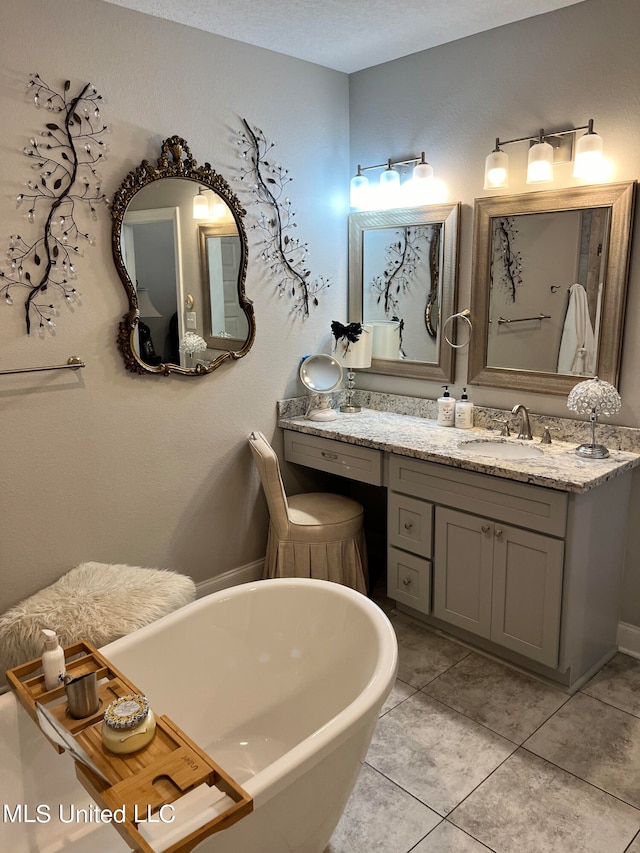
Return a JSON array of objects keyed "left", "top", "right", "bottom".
[
  {"left": 331, "top": 322, "right": 372, "bottom": 414},
  {"left": 567, "top": 376, "right": 621, "bottom": 458}
]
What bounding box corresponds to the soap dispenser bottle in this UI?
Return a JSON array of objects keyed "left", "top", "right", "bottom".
[
  {"left": 455, "top": 387, "right": 474, "bottom": 429},
  {"left": 437, "top": 386, "right": 456, "bottom": 427},
  {"left": 41, "top": 628, "right": 66, "bottom": 691}
]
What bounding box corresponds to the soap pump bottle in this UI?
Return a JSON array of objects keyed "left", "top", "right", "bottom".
[
  {"left": 437, "top": 385, "right": 456, "bottom": 427},
  {"left": 41, "top": 629, "right": 66, "bottom": 691},
  {"left": 455, "top": 387, "right": 474, "bottom": 430}
]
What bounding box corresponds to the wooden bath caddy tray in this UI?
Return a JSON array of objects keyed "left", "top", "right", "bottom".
[{"left": 7, "top": 640, "right": 253, "bottom": 853}]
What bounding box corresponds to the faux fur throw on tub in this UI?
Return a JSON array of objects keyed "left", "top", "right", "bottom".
[{"left": 0, "top": 561, "right": 196, "bottom": 677}]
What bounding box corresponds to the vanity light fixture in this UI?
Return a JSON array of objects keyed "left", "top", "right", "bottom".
[
  {"left": 526, "top": 131, "right": 554, "bottom": 184},
  {"left": 483, "top": 120, "right": 605, "bottom": 190},
  {"left": 192, "top": 186, "right": 210, "bottom": 219},
  {"left": 350, "top": 152, "right": 437, "bottom": 210},
  {"left": 566, "top": 375, "right": 621, "bottom": 458}
]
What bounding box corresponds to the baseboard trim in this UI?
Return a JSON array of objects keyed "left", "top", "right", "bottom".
[
  {"left": 195, "top": 560, "right": 264, "bottom": 599},
  {"left": 617, "top": 621, "right": 640, "bottom": 659}
]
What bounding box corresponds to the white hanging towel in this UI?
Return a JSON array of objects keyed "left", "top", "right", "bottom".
[{"left": 557, "top": 283, "right": 595, "bottom": 375}]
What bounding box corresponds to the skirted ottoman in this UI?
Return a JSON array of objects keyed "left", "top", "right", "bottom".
[{"left": 0, "top": 561, "right": 196, "bottom": 679}]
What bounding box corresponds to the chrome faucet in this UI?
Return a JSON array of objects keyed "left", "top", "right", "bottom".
[{"left": 511, "top": 404, "right": 533, "bottom": 440}]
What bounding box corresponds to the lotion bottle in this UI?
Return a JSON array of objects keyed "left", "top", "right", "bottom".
[
  {"left": 437, "top": 386, "right": 456, "bottom": 427},
  {"left": 42, "top": 629, "right": 66, "bottom": 691},
  {"left": 455, "top": 387, "right": 474, "bottom": 429}
]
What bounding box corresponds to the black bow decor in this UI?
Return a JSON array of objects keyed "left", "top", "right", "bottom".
[{"left": 331, "top": 321, "right": 363, "bottom": 352}]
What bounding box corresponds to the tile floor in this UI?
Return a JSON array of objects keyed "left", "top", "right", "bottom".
[{"left": 326, "top": 600, "right": 640, "bottom": 853}]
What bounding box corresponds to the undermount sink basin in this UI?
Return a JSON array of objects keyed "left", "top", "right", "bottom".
[{"left": 458, "top": 439, "right": 543, "bottom": 460}]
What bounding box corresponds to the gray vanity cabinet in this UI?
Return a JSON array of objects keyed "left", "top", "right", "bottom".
[
  {"left": 433, "top": 507, "right": 564, "bottom": 667},
  {"left": 283, "top": 427, "right": 633, "bottom": 690}
]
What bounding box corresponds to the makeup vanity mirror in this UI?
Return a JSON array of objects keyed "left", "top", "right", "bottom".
[
  {"left": 348, "top": 204, "right": 460, "bottom": 382},
  {"left": 468, "top": 182, "right": 635, "bottom": 395},
  {"left": 299, "top": 354, "right": 343, "bottom": 421},
  {"left": 111, "top": 136, "right": 255, "bottom": 375}
]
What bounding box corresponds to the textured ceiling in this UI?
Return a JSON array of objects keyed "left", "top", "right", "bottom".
[{"left": 100, "top": 0, "right": 586, "bottom": 73}]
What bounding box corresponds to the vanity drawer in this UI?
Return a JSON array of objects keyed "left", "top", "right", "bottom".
[
  {"left": 387, "top": 546, "right": 431, "bottom": 614},
  {"left": 388, "top": 491, "right": 433, "bottom": 558},
  {"left": 283, "top": 430, "right": 383, "bottom": 485},
  {"left": 389, "top": 454, "right": 567, "bottom": 538}
]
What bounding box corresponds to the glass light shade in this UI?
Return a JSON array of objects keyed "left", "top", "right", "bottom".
[
  {"left": 210, "top": 201, "right": 227, "bottom": 220},
  {"left": 484, "top": 149, "right": 509, "bottom": 189},
  {"left": 378, "top": 166, "right": 400, "bottom": 209},
  {"left": 350, "top": 172, "right": 370, "bottom": 210},
  {"left": 526, "top": 140, "right": 554, "bottom": 183},
  {"left": 403, "top": 159, "right": 435, "bottom": 206},
  {"left": 573, "top": 130, "right": 604, "bottom": 180},
  {"left": 379, "top": 165, "right": 400, "bottom": 189},
  {"left": 413, "top": 160, "right": 434, "bottom": 183},
  {"left": 192, "top": 189, "right": 209, "bottom": 219}
]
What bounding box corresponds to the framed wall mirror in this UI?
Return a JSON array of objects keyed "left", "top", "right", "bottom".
[
  {"left": 468, "top": 182, "right": 635, "bottom": 395},
  {"left": 111, "top": 136, "right": 255, "bottom": 375},
  {"left": 348, "top": 204, "right": 460, "bottom": 382}
]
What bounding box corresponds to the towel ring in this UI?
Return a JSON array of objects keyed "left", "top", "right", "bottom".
[{"left": 443, "top": 309, "right": 473, "bottom": 349}]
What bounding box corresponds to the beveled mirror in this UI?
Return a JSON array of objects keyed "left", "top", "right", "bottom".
[
  {"left": 111, "top": 136, "right": 255, "bottom": 375},
  {"left": 469, "top": 182, "right": 635, "bottom": 394},
  {"left": 348, "top": 204, "right": 460, "bottom": 382}
]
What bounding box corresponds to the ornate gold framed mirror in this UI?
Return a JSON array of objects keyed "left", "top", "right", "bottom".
[
  {"left": 468, "top": 182, "right": 635, "bottom": 395},
  {"left": 348, "top": 204, "right": 460, "bottom": 383},
  {"left": 111, "top": 136, "right": 255, "bottom": 375}
]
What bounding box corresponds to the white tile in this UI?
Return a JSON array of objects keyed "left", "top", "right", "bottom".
[
  {"left": 412, "top": 820, "right": 494, "bottom": 852},
  {"left": 379, "top": 677, "right": 417, "bottom": 716},
  {"left": 391, "top": 613, "right": 469, "bottom": 688},
  {"left": 366, "top": 692, "right": 515, "bottom": 815},
  {"left": 326, "top": 763, "right": 440, "bottom": 853},
  {"left": 524, "top": 693, "right": 640, "bottom": 807},
  {"left": 422, "top": 652, "right": 568, "bottom": 742},
  {"left": 450, "top": 750, "right": 640, "bottom": 853}
]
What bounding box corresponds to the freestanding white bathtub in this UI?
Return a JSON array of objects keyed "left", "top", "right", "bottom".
[{"left": 0, "top": 578, "right": 397, "bottom": 853}]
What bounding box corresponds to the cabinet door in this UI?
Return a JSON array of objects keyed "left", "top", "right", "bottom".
[
  {"left": 491, "top": 525, "right": 564, "bottom": 667},
  {"left": 433, "top": 507, "right": 493, "bottom": 638}
]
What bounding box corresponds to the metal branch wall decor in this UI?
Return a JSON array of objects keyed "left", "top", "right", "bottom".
[
  {"left": 1, "top": 73, "right": 108, "bottom": 334},
  {"left": 236, "top": 118, "right": 330, "bottom": 318},
  {"left": 370, "top": 224, "right": 440, "bottom": 343},
  {"left": 491, "top": 216, "right": 522, "bottom": 302}
]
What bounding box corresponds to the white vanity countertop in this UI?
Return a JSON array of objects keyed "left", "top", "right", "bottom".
[{"left": 279, "top": 408, "right": 640, "bottom": 493}]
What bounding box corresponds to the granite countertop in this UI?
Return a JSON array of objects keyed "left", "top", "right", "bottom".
[{"left": 278, "top": 408, "right": 640, "bottom": 494}]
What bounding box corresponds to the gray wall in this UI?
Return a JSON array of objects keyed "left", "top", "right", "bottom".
[
  {"left": 0, "top": 0, "right": 349, "bottom": 612},
  {"left": 349, "top": 0, "right": 640, "bottom": 626}
]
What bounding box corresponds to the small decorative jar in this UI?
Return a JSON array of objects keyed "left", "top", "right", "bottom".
[{"left": 101, "top": 693, "right": 156, "bottom": 754}]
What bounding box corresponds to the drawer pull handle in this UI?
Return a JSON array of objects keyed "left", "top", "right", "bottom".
[
  {"left": 404, "top": 521, "right": 413, "bottom": 530},
  {"left": 321, "top": 451, "right": 339, "bottom": 460},
  {"left": 402, "top": 578, "right": 411, "bottom": 586},
  {"left": 495, "top": 527, "right": 503, "bottom": 539},
  {"left": 481, "top": 524, "right": 491, "bottom": 534}
]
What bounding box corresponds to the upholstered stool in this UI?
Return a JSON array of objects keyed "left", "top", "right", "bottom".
[
  {"left": 0, "top": 561, "right": 196, "bottom": 677},
  {"left": 248, "top": 431, "right": 368, "bottom": 593}
]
